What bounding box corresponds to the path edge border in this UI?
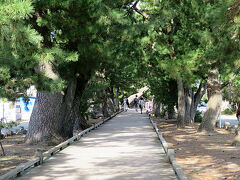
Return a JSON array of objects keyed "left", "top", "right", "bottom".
[
  {"left": 147, "top": 113, "right": 188, "bottom": 180},
  {"left": 0, "top": 110, "right": 123, "bottom": 180}
]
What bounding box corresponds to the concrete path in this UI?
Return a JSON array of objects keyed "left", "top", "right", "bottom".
[{"left": 16, "top": 109, "right": 177, "bottom": 180}]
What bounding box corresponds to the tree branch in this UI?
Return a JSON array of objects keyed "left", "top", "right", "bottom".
[
  {"left": 131, "top": 1, "right": 150, "bottom": 20},
  {"left": 221, "top": 67, "right": 240, "bottom": 89}
]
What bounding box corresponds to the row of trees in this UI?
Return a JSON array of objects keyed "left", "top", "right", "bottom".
[
  {"left": 0, "top": 0, "right": 240, "bottom": 145},
  {"left": 0, "top": 0, "right": 145, "bottom": 145},
  {"left": 115, "top": 0, "right": 240, "bottom": 144}
]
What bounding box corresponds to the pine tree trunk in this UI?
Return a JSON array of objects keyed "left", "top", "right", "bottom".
[
  {"left": 72, "top": 95, "right": 89, "bottom": 130},
  {"left": 102, "top": 94, "right": 115, "bottom": 117},
  {"left": 114, "top": 88, "right": 120, "bottom": 111},
  {"left": 177, "top": 76, "right": 185, "bottom": 128},
  {"left": 57, "top": 79, "right": 77, "bottom": 138},
  {"left": 25, "top": 92, "right": 65, "bottom": 145},
  {"left": 72, "top": 77, "right": 90, "bottom": 130},
  {"left": 153, "top": 100, "right": 161, "bottom": 117},
  {"left": 191, "top": 82, "right": 207, "bottom": 122},
  {"left": 25, "top": 60, "right": 77, "bottom": 144},
  {"left": 184, "top": 83, "right": 207, "bottom": 125},
  {"left": 198, "top": 69, "right": 222, "bottom": 132},
  {"left": 185, "top": 87, "right": 193, "bottom": 125},
  {"left": 25, "top": 76, "right": 89, "bottom": 144}
]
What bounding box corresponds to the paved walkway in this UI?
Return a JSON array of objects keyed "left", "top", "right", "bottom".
[{"left": 17, "top": 109, "right": 177, "bottom": 180}]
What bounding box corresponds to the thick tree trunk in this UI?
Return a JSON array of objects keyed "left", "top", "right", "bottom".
[
  {"left": 72, "top": 77, "right": 90, "bottom": 130},
  {"left": 25, "top": 92, "right": 65, "bottom": 145},
  {"left": 25, "top": 76, "right": 89, "bottom": 144},
  {"left": 185, "top": 87, "right": 193, "bottom": 125},
  {"left": 25, "top": 60, "right": 76, "bottom": 145},
  {"left": 177, "top": 76, "right": 186, "bottom": 128},
  {"left": 198, "top": 69, "right": 222, "bottom": 132},
  {"left": 58, "top": 78, "right": 77, "bottom": 138}
]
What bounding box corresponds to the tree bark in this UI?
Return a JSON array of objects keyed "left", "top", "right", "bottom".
[
  {"left": 183, "top": 82, "right": 207, "bottom": 125},
  {"left": 25, "top": 59, "right": 73, "bottom": 145},
  {"left": 177, "top": 76, "right": 185, "bottom": 128},
  {"left": 153, "top": 99, "right": 161, "bottom": 117},
  {"left": 58, "top": 78, "right": 77, "bottom": 137},
  {"left": 102, "top": 89, "right": 115, "bottom": 117},
  {"left": 191, "top": 82, "right": 207, "bottom": 122},
  {"left": 185, "top": 87, "right": 193, "bottom": 124},
  {"left": 228, "top": 84, "right": 232, "bottom": 113},
  {"left": 25, "top": 76, "right": 89, "bottom": 144},
  {"left": 114, "top": 88, "right": 120, "bottom": 111},
  {"left": 198, "top": 69, "right": 222, "bottom": 132},
  {"left": 72, "top": 76, "right": 90, "bottom": 130},
  {"left": 25, "top": 92, "right": 65, "bottom": 145}
]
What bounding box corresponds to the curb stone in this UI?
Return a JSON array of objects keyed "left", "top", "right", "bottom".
[
  {"left": 147, "top": 113, "right": 188, "bottom": 180},
  {"left": 0, "top": 110, "right": 123, "bottom": 180}
]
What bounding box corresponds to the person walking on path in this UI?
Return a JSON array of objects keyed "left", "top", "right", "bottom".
[
  {"left": 123, "top": 95, "right": 129, "bottom": 112},
  {"left": 139, "top": 97, "right": 145, "bottom": 114},
  {"left": 236, "top": 105, "right": 240, "bottom": 121},
  {"left": 133, "top": 95, "right": 139, "bottom": 112}
]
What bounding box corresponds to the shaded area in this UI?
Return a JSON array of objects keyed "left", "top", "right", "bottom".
[
  {"left": 0, "top": 135, "right": 53, "bottom": 175},
  {"left": 16, "top": 110, "right": 176, "bottom": 180},
  {"left": 154, "top": 118, "right": 240, "bottom": 180}
]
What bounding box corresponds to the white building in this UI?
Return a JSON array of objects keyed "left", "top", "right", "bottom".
[{"left": 0, "top": 86, "right": 37, "bottom": 122}]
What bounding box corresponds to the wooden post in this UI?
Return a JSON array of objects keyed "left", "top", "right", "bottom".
[
  {"left": 165, "top": 146, "right": 174, "bottom": 163},
  {"left": 0, "top": 141, "right": 5, "bottom": 156},
  {"left": 34, "top": 149, "right": 43, "bottom": 165}
]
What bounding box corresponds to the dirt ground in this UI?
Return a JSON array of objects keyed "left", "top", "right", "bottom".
[
  {"left": 0, "top": 119, "right": 101, "bottom": 176},
  {"left": 153, "top": 117, "right": 240, "bottom": 180},
  {"left": 0, "top": 134, "right": 53, "bottom": 175}
]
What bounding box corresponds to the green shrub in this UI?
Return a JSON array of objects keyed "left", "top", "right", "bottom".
[
  {"left": 0, "top": 121, "right": 18, "bottom": 129},
  {"left": 195, "top": 110, "right": 203, "bottom": 123},
  {"left": 6, "top": 121, "right": 18, "bottom": 128},
  {"left": 232, "top": 106, "right": 237, "bottom": 114},
  {"left": 222, "top": 108, "right": 236, "bottom": 115}
]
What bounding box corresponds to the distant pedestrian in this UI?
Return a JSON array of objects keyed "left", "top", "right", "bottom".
[
  {"left": 149, "top": 104, "right": 152, "bottom": 111},
  {"left": 236, "top": 105, "right": 240, "bottom": 121},
  {"left": 123, "top": 96, "right": 128, "bottom": 112},
  {"left": 139, "top": 97, "right": 145, "bottom": 114},
  {"left": 134, "top": 95, "right": 139, "bottom": 112}
]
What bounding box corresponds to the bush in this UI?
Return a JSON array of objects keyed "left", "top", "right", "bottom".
[
  {"left": 222, "top": 108, "right": 236, "bottom": 115},
  {"left": 5, "top": 121, "right": 18, "bottom": 128},
  {"left": 195, "top": 110, "right": 203, "bottom": 123},
  {"left": 222, "top": 108, "right": 230, "bottom": 114},
  {"left": 0, "top": 121, "right": 18, "bottom": 129}
]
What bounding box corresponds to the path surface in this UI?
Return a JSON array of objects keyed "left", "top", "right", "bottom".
[{"left": 16, "top": 109, "right": 177, "bottom": 180}]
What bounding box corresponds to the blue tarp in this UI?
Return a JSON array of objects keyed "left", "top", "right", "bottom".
[{"left": 19, "top": 97, "right": 36, "bottom": 112}]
